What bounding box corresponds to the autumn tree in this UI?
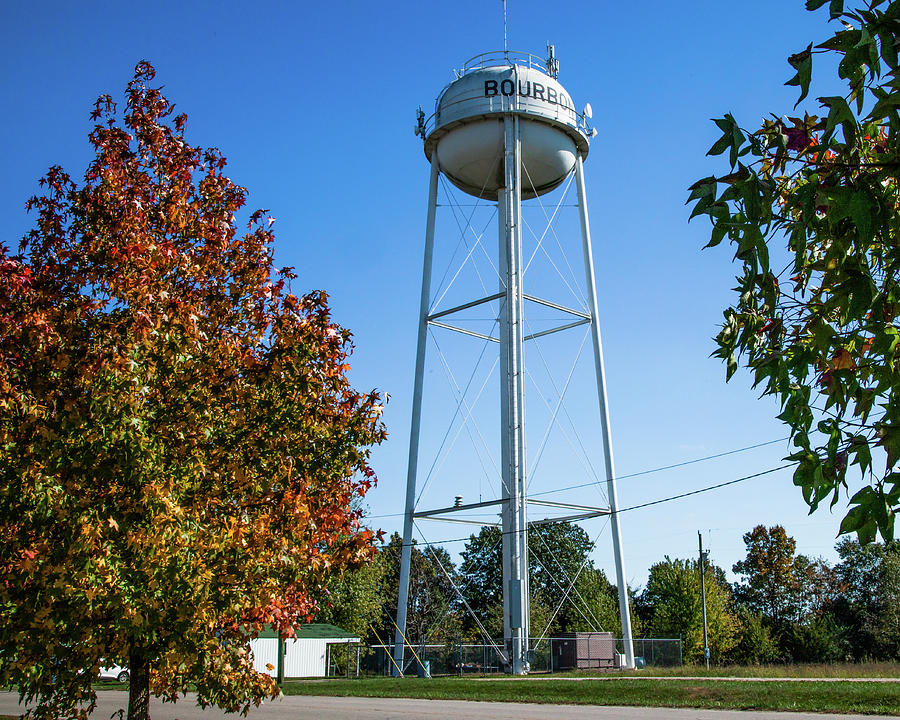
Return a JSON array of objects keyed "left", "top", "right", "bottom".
[
  {"left": 732, "top": 525, "right": 804, "bottom": 623},
  {"left": 688, "top": 0, "right": 900, "bottom": 541},
  {"left": 793, "top": 553, "right": 839, "bottom": 618},
  {"left": 0, "top": 62, "right": 385, "bottom": 720}
]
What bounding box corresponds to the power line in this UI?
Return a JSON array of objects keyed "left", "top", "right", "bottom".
[
  {"left": 365, "top": 436, "right": 791, "bottom": 520},
  {"left": 376, "top": 463, "right": 797, "bottom": 549},
  {"left": 615, "top": 464, "right": 794, "bottom": 514},
  {"left": 528, "top": 436, "right": 790, "bottom": 498},
  {"left": 618, "top": 436, "right": 789, "bottom": 480}
]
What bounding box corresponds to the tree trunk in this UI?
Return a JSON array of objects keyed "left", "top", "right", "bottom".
[{"left": 127, "top": 648, "right": 151, "bottom": 720}]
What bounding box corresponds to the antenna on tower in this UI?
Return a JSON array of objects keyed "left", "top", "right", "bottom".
[
  {"left": 546, "top": 42, "right": 559, "bottom": 78},
  {"left": 503, "top": 0, "right": 509, "bottom": 56},
  {"left": 414, "top": 106, "right": 426, "bottom": 138}
]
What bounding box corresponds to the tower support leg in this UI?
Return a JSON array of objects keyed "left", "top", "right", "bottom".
[
  {"left": 574, "top": 154, "right": 635, "bottom": 670},
  {"left": 499, "top": 114, "right": 529, "bottom": 675},
  {"left": 394, "top": 156, "right": 440, "bottom": 676}
]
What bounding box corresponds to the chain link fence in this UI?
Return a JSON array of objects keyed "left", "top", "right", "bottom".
[
  {"left": 619, "top": 637, "right": 683, "bottom": 668},
  {"left": 361, "top": 638, "right": 681, "bottom": 677}
]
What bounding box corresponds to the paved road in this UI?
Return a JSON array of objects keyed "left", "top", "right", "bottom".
[{"left": 1, "top": 691, "right": 897, "bottom": 720}]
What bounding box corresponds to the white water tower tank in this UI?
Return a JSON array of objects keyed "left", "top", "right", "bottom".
[
  {"left": 396, "top": 47, "right": 638, "bottom": 678},
  {"left": 422, "top": 53, "right": 590, "bottom": 200}
]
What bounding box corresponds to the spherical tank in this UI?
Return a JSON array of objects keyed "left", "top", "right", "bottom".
[{"left": 423, "top": 56, "right": 590, "bottom": 200}]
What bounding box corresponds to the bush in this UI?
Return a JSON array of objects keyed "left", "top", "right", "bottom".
[
  {"left": 728, "top": 609, "right": 779, "bottom": 665},
  {"left": 781, "top": 617, "right": 851, "bottom": 664}
]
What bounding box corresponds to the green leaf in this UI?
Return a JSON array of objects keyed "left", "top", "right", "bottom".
[
  {"left": 756, "top": 235, "right": 771, "bottom": 275},
  {"left": 819, "top": 95, "right": 857, "bottom": 144},
  {"left": 687, "top": 176, "right": 717, "bottom": 220},
  {"left": 878, "top": 29, "right": 899, "bottom": 70},
  {"left": 867, "top": 89, "right": 900, "bottom": 122},
  {"left": 703, "top": 204, "right": 731, "bottom": 248},
  {"left": 686, "top": 175, "right": 715, "bottom": 196},
  {"left": 842, "top": 485, "right": 885, "bottom": 542},
  {"left": 828, "top": 187, "right": 875, "bottom": 244},
  {"left": 872, "top": 487, "right": 895, "bottom": 540},
  {"left": 871, "top": 325, "right": 900, "bottom": 356},
  {"left": 707, "top": 134, "right": 732, "bottom": 158},
  {"left": 786, "top": 44, "right": 814, "bottom": 107},
  {"left": 817, "top": 29, "right": 860, "bottom": 52},
  {"left": 846, "top": 269, "right": 875, "bottom": 321},
  {"left": 726, "top": 352, "right": 737, "bottom": 380},
  {"left": 877, "top": 423, "right": 900, "bottom": 469},
  {"left": 839, "top": 503, "right": 869, "bottom": 534},
  {"left": 707, "top": 114, "right": 745, "bottom": 168}
]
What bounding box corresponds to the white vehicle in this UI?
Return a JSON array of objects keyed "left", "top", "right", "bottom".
[{"left": 98, "top": 664, "right": 129, "bottom": 683}]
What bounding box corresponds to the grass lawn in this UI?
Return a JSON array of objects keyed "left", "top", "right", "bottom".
[
  {"left": 613, "top": 662, "right": 900, "bottom": 679},
  {"left": 93, "top": 681, "right": 129, "bottom": 691},
  {"left": 282, "top": 675, "right": 900, "bottom": 715}
]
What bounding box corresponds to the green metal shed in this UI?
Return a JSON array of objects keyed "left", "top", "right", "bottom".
[{"left": 250, "top": 623, "right": 361, "bottom": 678}]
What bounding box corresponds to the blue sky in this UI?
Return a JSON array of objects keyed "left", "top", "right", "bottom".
[{"left": 1, "top": 1, "right": 858, "bottom": 588}]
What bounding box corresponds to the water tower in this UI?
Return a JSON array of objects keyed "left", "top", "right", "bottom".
[{"left": 394, "top": 46, "right": 635, "bottom": 675}]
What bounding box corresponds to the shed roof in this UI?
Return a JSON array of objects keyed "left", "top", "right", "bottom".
[
  {"left": 295, "top": 623, "right": 360, "bottom": 640},
  {"left": 257, "top": 623, "right": 359, "bottom": 641}
]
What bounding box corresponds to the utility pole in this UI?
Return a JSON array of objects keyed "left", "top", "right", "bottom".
[{"left": 698, "top": 531, "right": 710, "bottom": 670}]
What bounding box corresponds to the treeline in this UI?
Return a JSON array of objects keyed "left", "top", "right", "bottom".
[
  {"left": 653, "top": 526, "right": 900, "bottom": 665},
  {"left": 315, "top": 523, "right": 900, "bottom": 665}
]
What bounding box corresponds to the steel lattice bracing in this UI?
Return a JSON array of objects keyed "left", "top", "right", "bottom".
[{"left": 395, "top": 52, "right": 635, "bottom": 676}]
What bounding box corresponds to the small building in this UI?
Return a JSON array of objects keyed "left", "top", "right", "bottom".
[
  {"left": 551, "top": 631, "right": 618, "bottom": 671},
  {"left": 250, "top": 623, "right": 361, "bottom": 678}
]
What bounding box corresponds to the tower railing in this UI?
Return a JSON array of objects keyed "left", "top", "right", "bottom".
[
  {"left": 460, "top": 51, "right": 554, "bottom": 77},
  {"left": 417, "top": 100, "right": 591, "bottom": 143},
  {"left": 414, "top": 51, "right": 592, "bottom": 142}
]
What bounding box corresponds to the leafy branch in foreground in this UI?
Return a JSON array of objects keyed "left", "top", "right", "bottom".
[{"left": 688, "top": 0, "right": 900, "bottom": 542}]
